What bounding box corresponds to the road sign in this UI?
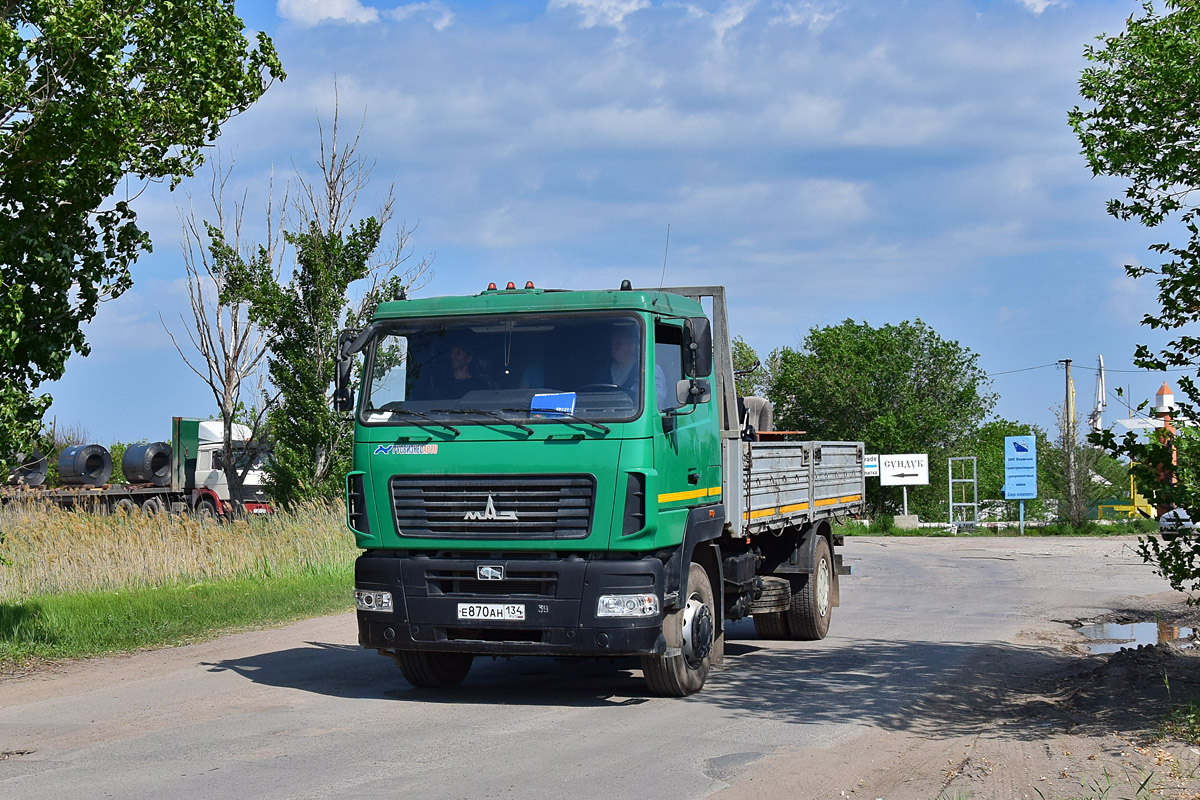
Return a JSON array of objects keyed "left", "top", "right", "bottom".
[
  {"left": 1003, "top": 435, "right": 1037, "bottom": 500},
  {"left": 879, "top": 453, "right": 929, "bottom": 486},
  {"left": 864, "top": 454, "right": 879, "bottom": 478}
]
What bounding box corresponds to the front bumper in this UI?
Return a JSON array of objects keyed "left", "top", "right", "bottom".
[{"left": 355, "top": 552, "right": 667, "bottom": 656}]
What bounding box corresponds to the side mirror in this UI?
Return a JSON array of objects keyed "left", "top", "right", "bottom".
[
  {"left": 334, "top": 329, "right": 357, "bottom": 413},
  {"left": 676, "top": 378, "right": 712, "bottom": 406},
  {"left": 683, "top": 317, "right": 713, "bottom": 377}
]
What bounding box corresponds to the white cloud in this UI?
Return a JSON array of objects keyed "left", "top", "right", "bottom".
[
  {"left": 1017, "top": 0, "right": 1061, "bottom": 14},
  {"left": 276, "top": 0, "right": 379, "bottom": 26},
  {"left": 389, "top": 2, "right": 455, "bottom": 31},
  {"left": 711, "top": 0, "right": 757, "bottom": 44},
  {"left": 769, "top": 1, "right": 840, "bottom": 32},
  {"left": 547, "top": 0, "right": 651, "bottom": 30}
]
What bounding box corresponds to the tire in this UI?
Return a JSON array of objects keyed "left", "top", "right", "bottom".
[
  {"left": 787, "top": 535, "right": 833, "bottom": 641},
  {"left": 641, "top": 562, "right": 715, "bottom": 697},
  {"left": 195, "top": 498, "right": 219, "bottom": 520},
  {"left": 139, "top": 495, "right": 167, "bottom": 516},
  {"left": 396, "top": 650, "right": 474, "bottom": 688},
  {"left": 753, "top": 611, "right": 792, "bottom": 639},
  {"left": 751, "top": 575, "right": 793, "bottom": 639}
]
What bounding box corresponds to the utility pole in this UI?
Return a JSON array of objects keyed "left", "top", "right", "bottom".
[{"left": 1061, "top": 358, "right": 1076, "bottom": 521}]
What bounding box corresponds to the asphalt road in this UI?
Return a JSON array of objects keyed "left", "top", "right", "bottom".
[{"left": 0, "top": 537, "right": 1170, "bottom": 799}]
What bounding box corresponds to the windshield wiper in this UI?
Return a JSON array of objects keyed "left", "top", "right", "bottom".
[
  {"left": 376, "top": 405, "right": 460, "bottom": 436},
  {"left": 434, "top": 408, "right": 534, "bottom": 435},
  {"left": 502, "top": 408, "right": 610, "bottom": 434}
]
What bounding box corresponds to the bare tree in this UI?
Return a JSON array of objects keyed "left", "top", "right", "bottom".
[
  {"left": 293, "top": 96, "right": 433, "bottom": 330},
  {"left": 163, "top": 154, "right": 286, "bottom": 510},
  {"left": 224, "top": 86, "right": 433, "bottom": 505}
]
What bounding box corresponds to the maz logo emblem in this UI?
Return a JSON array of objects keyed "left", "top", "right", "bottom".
[
  {"left": 477, "top": 565, "right": 505, "bottom": 581},
  {"left": 464, "top": 495, "right": 517, "bottom": 522}
]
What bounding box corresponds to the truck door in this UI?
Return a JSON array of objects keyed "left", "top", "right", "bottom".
[{"left": 651, "top": 320, "right": 714, "bottom": 540}]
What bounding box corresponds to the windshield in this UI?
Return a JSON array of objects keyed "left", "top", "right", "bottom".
[
  {"left": 212, "top": 444, "right": 266, "bottom": 472},
  {"left": 362, "top": 313, "right": 645, "bottom": 424}
]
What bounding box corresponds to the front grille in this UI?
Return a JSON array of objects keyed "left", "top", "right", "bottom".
[
  {"left": 390, "top": 474, "right": 595, "bottom": 539},
  {"left": 427, "top": 567, "right": 558, "bottom": 597}
]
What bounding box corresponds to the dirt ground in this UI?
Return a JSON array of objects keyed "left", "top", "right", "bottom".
[{"left": 717, "top": 593, "right": 1200, "bottom": 800}]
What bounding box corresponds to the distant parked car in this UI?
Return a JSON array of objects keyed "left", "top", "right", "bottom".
[{"left": 1160, "top": 508, "right": 1194, "bottom": 540}]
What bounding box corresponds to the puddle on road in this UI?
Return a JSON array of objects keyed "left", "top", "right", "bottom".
[{"left": 1076, "top": 621, "right": 1195, "bottom": 654}]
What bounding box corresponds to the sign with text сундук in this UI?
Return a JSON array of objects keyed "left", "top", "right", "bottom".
[
  {"left": 879, "top": 454, "right": 929, "bottom": 486},
  {"left": 1003, "top": 435, "right": 1037, "bottom": 500}
]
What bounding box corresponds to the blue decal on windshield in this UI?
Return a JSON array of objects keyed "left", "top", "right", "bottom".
[{"left": 531, "top": 392, "right": 577, "bottom": 417}]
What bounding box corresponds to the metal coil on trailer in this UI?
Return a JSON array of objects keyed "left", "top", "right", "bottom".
[
  {"left": 122, "top": 441, "right": 173, "bottom": 487},
  {"left": 7, "top": 448, "right": 48, "bottom": 486},
  {"left": 58, "top": 444, "right": 113, "bottom": 486}
]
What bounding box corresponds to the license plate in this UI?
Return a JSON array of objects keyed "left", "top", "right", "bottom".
[{"left": 457, "top": 603, "right": 525, "bottom": 621}]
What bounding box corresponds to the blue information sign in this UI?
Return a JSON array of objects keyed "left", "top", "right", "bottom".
[{"left": 1003, "top": 435, "right": 1038, "bottom": 500}]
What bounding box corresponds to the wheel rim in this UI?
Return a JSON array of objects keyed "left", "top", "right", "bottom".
[
  {"left": 815, "top": 556, "right": 831, "bottom": 619},
  {"left": 680, "top": 593, "right": 714, "bottom": 667}
]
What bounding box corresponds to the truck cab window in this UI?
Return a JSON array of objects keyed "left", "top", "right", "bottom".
[{"left": 655, "top": 322, "right": 684, "bottom": 412}]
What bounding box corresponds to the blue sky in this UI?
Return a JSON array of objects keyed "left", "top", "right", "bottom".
[{"left": 45, "top": 0, "right": 1180, "bottom": 445}]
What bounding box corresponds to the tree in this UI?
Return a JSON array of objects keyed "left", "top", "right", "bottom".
[
  {"left": 1071, "top": 1, "right": 1200, "bottom": 590},
  {"left": 164, "top": 156, "right": 285, "bottom": 508},
  {"left": 227, "top": 105, "right": 431, "bottom": 507},
  {"left": 0, "top": 1, "right": 283, "bottom": 470},
  {"left": 731, "top": 336, "right": 768, "bottom": 398},
  {"left": 767, "top": 319, "right": 995, "bottom": 515}
]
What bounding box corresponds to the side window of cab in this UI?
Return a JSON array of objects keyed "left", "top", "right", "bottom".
[{"left": 654, "top": 322, "right": 684, "bottom": 412}]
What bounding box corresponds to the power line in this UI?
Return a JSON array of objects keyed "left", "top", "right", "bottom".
[
  {"left": 987, "top": 362, "right": 1198, "bottom": 378},
  {"left": 987, "top": 363, "right": 1058, "bottom": 377}
]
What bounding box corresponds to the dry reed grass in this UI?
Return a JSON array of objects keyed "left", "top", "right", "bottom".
[{"left": 0, "top": 501, "right": 357, "bottom": 601}]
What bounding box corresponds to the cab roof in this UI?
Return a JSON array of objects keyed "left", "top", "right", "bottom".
[{"left": 372, "top": 286, "right": 705, "bottom": 322}]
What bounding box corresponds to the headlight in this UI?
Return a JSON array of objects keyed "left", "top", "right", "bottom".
[
  {"left": 355, "top": 589, "right": 393, "bottom": 612},
  {"left": 596, "top": 593, "right": 659, "bottom": 618}
]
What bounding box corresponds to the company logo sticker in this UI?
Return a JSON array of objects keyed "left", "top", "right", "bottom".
[
  {"left": 373, "top": 444, "right": 439, "bottom": 455},
  {"left": 1013, "top": 440, "right": 1029, "bottom": 453}
]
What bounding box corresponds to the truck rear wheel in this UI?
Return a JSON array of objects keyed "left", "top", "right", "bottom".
[
  {"left": 139, "top": 496, "right": 166, "bottom": 516},
  {"left": 752, "top": 611, "right": 791, "bottom": 639},
  {"left": 751, "top": 576, "right": 792, "bottom": 639},
  {"left": 396, "top": 650, "right": 474, "bottom": 688},
  {"left": 787, "top": 535, "right": 833, "bottom": 640},
  {"left": 641, "top": 562, "right": 714, "bottom": 697}
]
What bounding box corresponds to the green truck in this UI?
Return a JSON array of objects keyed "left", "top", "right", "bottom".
[{"left": 338, "top": 283, "right": 864, "bottom": 696}]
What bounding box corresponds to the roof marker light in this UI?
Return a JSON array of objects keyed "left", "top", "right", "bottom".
[
  {"left": 506, "top": 281, "right": 516, "bottom": 290},
  {"left": 487, "top": 282, "right": 497, "bottom": 290},
  {"left": 525, "top": 281, "right": 535, "bottom": 289}
]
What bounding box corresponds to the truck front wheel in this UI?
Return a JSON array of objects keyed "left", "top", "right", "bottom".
[
  {"left": 195, "top": 498, "right": 219, "bottom": 520},
  {"left": 787, "top": 535, "right": 833, "bottom": 640},
  {"left": 641, "top": 562, "right": 714, "bottom": 697},
  {"left": 396, "top": 650, "right": 474, "bottom": 688}
]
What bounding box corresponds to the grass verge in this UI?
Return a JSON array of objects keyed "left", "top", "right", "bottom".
[{"left": 0, "top": 565, "right": 353, "bottom": 666}]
